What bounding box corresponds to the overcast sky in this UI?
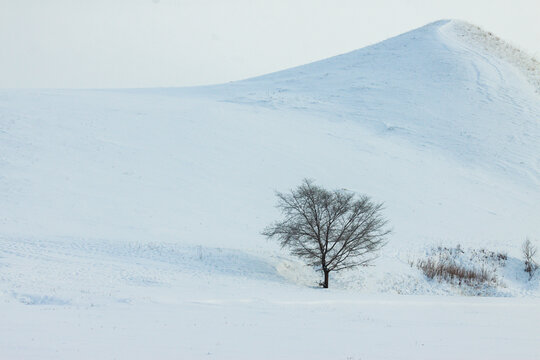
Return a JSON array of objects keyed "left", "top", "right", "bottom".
[{"left": 1, "top": 0, "right": 539, "bottom": 88}]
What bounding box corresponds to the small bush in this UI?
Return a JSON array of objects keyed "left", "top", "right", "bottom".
[{"left": 522, "top": 239, "right": 538, "bottom": 280}]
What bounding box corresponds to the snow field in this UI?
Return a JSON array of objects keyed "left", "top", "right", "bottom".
[{"left": 1, "top": 19, "right": 539, "bottom": 359}]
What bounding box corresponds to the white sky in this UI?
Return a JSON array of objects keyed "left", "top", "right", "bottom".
[{"left": 1, "top": 0, "right": 539, "bottom": 88}]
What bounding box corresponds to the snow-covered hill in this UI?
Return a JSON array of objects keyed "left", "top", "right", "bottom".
[{"left": 1, "top": 20, "right": 539, "bottom": 359}]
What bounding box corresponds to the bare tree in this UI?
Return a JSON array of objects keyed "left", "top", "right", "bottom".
[
  {"left": 262, "top": 179, "right": 390, "bottom": 288},
  {"left": 522, "top": 238, "right": 538, "bottom": 280}
]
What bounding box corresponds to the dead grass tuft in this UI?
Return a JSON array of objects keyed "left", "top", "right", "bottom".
[{"left": 417, "top": 258, "right": 496, "bottom": 285}]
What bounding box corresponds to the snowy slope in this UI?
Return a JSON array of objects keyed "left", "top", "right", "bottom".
[
  {"left": 1, "top": 19, "right": 540, "bottom": 359},
  {"left": 2, "top": 21, "right": 539, "bottom": 250}
]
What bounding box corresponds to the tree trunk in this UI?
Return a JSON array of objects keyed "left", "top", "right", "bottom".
[{"left": 322, "top": 269, "right": 329, "bottom": 288}]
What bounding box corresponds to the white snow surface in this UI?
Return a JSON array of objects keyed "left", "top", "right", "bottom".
[{"left": 1, "top": 20, "right": 540, "bottom": 359}]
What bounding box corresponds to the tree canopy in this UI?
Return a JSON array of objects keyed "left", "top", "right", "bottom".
[{"left": 263, "top": 179, "right": 390, "bottom": 288}]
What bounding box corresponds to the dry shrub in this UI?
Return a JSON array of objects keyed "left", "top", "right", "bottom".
[
  {"left": 416, "top": 245, "right": 502, "bottom": 288},
  {"left": 522, "top": 239, "right": 538, "bottom": 279},
  {"left": 417, "top": 258, "right": 496, "bottom": 286}
]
